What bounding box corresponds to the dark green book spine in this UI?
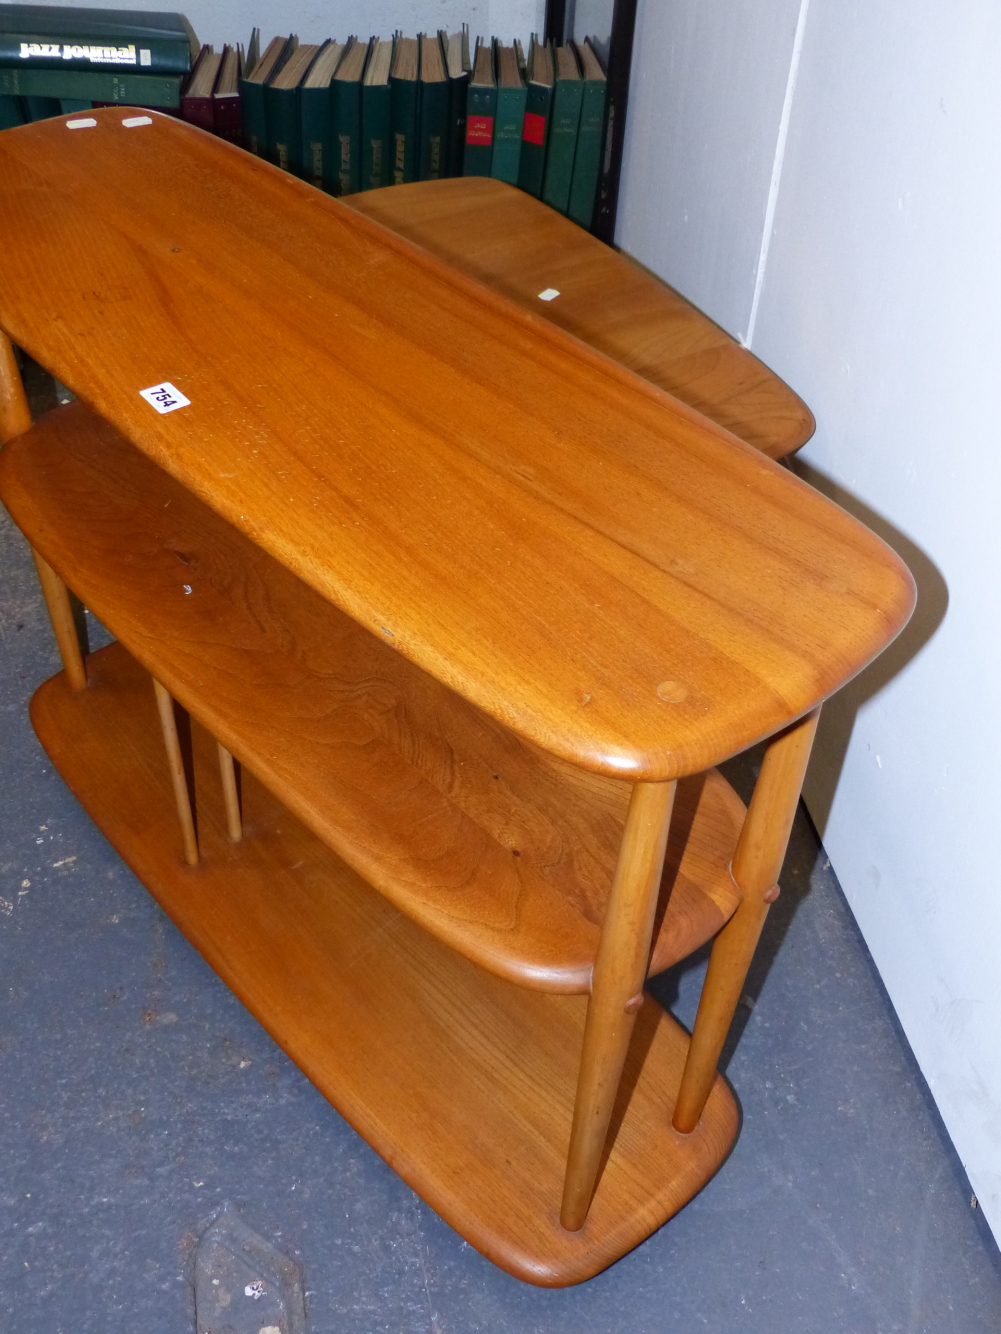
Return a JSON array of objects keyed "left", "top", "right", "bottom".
[
  {"left": 0, "top": 65, "right": 182, "bottom": 106},
  {"left": 24, "top": 93, "right": 60, "bottom": 119},
  {"left": 265, "top": 84, "right": 301, "bottom": 174},
  {"left": 0, "top": 34, "right": 191, "bottom": 74},
  {"left": 418, "top": 78, "right": 449, "bottom": 180},
  {"left": 333, "top": 76, "right": 362, "bottom": 194},
  {"left": 58, "top": 97, "right": 92, "bottom": 113},
  {"left": 389, "top": 71, "right": 417, "bottom": 184},
  {"left": 567, "top": 76, "right": 606, "bottom": 229},
  {"left": 491, "top": 80, "right": 525, "bottom": 185},
  {"left": 462, "top": 81, "right": 495, "bottom": 175},
  {"left": 240, "top": 78, "right": 266, "bottom": 155},
  {"left": 517, "top": 79, "right": 553, "bottom": 196},
  {"left": 361, "top": 81, "right": 390, "bottom": 189},
  {"left": 445, "top": 68, "right": 468, "bottom": 176},
  {"left": 300, "top": 84, "right": 332, "bottom": 190},
  {"left": 0, "top": 92, "right": 27, "bottom": 128},
  {"left": 541, "top": 76, "right": 582, "bottom": 214}
]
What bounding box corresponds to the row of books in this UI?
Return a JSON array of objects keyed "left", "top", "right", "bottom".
[
  {"left": 235, "top": 30, "right": 606, "bottom": 226},
  {"left": 0, "top": 6, "right": 609, "bottom": 230}
]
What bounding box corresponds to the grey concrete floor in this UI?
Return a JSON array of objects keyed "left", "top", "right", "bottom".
[{"left": 2, "top": 372, "right": 1000, "bottom": 1331}]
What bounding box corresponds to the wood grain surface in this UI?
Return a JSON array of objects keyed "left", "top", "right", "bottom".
[
  {"left": 0, "top": 111, "right": 915, "bottom": 781},
  {"left": 30, "top": 642, "right": 739, "bottom": 1286},
  {"left": 0, "top": 403, "right": 744, "bottom": 990},
  {"left": 345, "top": 177, "right": 814, "bottom": 459}
]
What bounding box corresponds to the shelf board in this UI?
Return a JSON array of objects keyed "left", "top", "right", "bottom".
[
  {"left": 0, "top": 404, "right": 744, "bottom": 991},
  {"left": 344, "top": 177, "right": 814, "bottom": 461},
  {"left": 30, "top": 641, "right": 739, "bottom": 1286}
]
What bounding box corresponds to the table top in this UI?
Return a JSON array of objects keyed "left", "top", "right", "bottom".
[{"left": 0, "top": 110, "right": 914, "bottom": 781}]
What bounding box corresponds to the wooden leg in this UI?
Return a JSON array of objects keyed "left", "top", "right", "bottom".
[
  {"left": 672, "top": 708, "right": 821, "bottom": 1133},
  {"left": 216, "top": 741, "right": 243, "bottom": 842},
  {"left": 31, "top": 550, "right": 87, "bottom": 691},
  {"left": 561, "top": 779, "right": 677, "bottom": 1231},
  {"left": 0, "top": 329, "right": 32, "bottom": 443},
  {"left": 152, "top": 678, "right": 199, "bottom": 867}
]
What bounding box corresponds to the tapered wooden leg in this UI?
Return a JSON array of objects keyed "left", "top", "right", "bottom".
[
  {"left": 0, "top": 329, "right": 32, "bottom": 443},
  {"left": 31, "top": 550, "right": 88, "bottom": 691},
  {"left": 672, "top": 708, "right": 821, "bottom": 1133},
  {"left": 152, "top": 678, "right": 199, "bottom": 867},
  {"left": 561, "top": 779, "right": 677, "bottom": 1231},
  {"left": 216, "top": 741, "right": 243, "bottom": 842}
]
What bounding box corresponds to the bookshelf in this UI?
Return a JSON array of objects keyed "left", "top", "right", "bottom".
[{"left": 0, "top": 110, "right": 915, "bottom": 1284}]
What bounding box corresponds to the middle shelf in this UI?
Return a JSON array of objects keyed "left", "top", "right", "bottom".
[{"left": 0, "top": 401, "right": 745, "bottom": 991}]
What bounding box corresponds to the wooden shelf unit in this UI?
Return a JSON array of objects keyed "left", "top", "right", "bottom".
[{"left": 0, "top": 110, "right": 916, "bottom": 1286}]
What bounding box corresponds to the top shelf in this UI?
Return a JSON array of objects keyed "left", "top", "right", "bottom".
[{"left": 0, "top": 111, "right": 915, "bottom": 780}]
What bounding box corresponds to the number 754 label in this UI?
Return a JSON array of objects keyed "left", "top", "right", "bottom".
[{"left": 139, "top": 382, "right": 190, "bottom": 414}]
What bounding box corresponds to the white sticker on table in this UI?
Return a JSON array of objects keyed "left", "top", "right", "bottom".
[
  {"left": 66, "top": 118, "right": 97, "bottom": 129},
  {"left": 122, "top": 115, "right": 153, "bottom": 128},
  {"left": 538, "top": 288, "right": 560, "bottom": 301},
  {"left": 139, "top": 382, "right": 190, "bottom": 414}
]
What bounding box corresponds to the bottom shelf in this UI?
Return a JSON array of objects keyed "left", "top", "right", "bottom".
[{"left": 31, "top": 642, "right": 739, "bottom": 1287}]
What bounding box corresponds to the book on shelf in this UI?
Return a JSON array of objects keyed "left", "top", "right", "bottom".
[
  {"left": 25, "top": 93, "right": 60, "bottom": 119},
  {"left": 0, "top": 63, "right": 184, "bottom": 105},
  {"left": 212, "top": 43, "right": 243, "bottom": 143},
  {"left": 181, "top": 43, "right": 220, "bottom": 131},
  {"left": 389, "top": 34, "right": 417, "bottom": 185},
  {"left": 541, "top": 43, "right": 582, "bottom": 214},
  {"left": 300, "top": 38, "right": 344, "bottom": 191},
  {"left": 0, "top": 4, "right": 196, "bottom": 74},
  {"left": 462, "top": 37, "right": 494, "bottom": 176},
  {"left": 441, "top": 25, "right": 469, "bottom": 177},
  {"left": 567, "top": 39, "right": 606, "bottom": 228},
  {"left": 518, "top": 34, "right": 553, "bottom": 197},
  {"left": 417, "top": 32, "right": 448, "bottom": 181},
  {"left": 361, "top": 37, "right": 392, "bottom": 190},
  {"left": 491, "top": 40, "right": 525, "bottom": 186},
  {"left": 0, "top": 92, "right": 25, "bottom": 127},
  {"left": 266, "top": 40, "right": 318, "bottom": 174},
  {"left": 239, "top": 32, "right": 293, "bottom": 157},
  {"left": 332, "top": 35, "right": 368, "bottom": 194}
]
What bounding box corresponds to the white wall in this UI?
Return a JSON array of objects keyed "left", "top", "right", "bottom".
[
  {"left": 619, "top": 0, "right": 1001, "bottom": 1245},
  {"left": 5, "top": 0, "right": 544, "bottom": 53}
]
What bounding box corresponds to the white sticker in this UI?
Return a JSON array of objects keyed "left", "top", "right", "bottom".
[
  {"left": 538, "top": 288, "right": 560, "bottom": 301},
  {"left": 139, "top": 47, "right": 152, "bottom": 65},
  {"left": 122, "top": 115, "right": 153, "bottom": 127},
  {"left": 139, "top": 382, "right": 190, "bottom": 414},
  {"left": 66, "top": 117, "right": 97, "bottom": 129}
]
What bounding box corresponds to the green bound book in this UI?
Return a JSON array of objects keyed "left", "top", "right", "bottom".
[
  {"left": 441, "top": 26, "right": 469, "bottom": 177},
  {"left": 299, "top": 39, "right": 343, "bottom": 191},
  {"left": 361, "top": 37, "right": 392, "bottom": 189},
  {"left": 0, "top": 4, "right": 195, "bottom": 75},
  {"left": 518, "top": 35, "right": 553, "bottom": 198},
  {"left": 417, "top": 32, "right": 448, "bottom": 180},
  {"left": 23, "top": 94, "right": 61, "bottom": 119},
  {"left": 332, "top": 35, "right": 368, "bottom": 194},
  {"left": 0, "top": 92, "right": 27, "bottom": 128},
  {"left": 265, "top": 41, "right": 318, "bottom": 175},
  {"left": 567, "top": 40, "right": 607, "bottom": 230},
  {"left": 0, "top": 64, "right": 183, "bottom": 105},
  {"left": 239, "top": 33, "right": 294, "bottom": 157},
  {"left": 541, "top": 44, "right": 582, "bottom": 215},
  {"left": 462, "top": 38, "right": 495, "bottom": 176},
  {"left": 491, "top": 41, "right": 525, "bottom": 186},
  {"left": 59, "top": 97, "right": 92, "bottom": 113},
  {"left": 389, "top": 35, "right": 417, "bottom": 184}
]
